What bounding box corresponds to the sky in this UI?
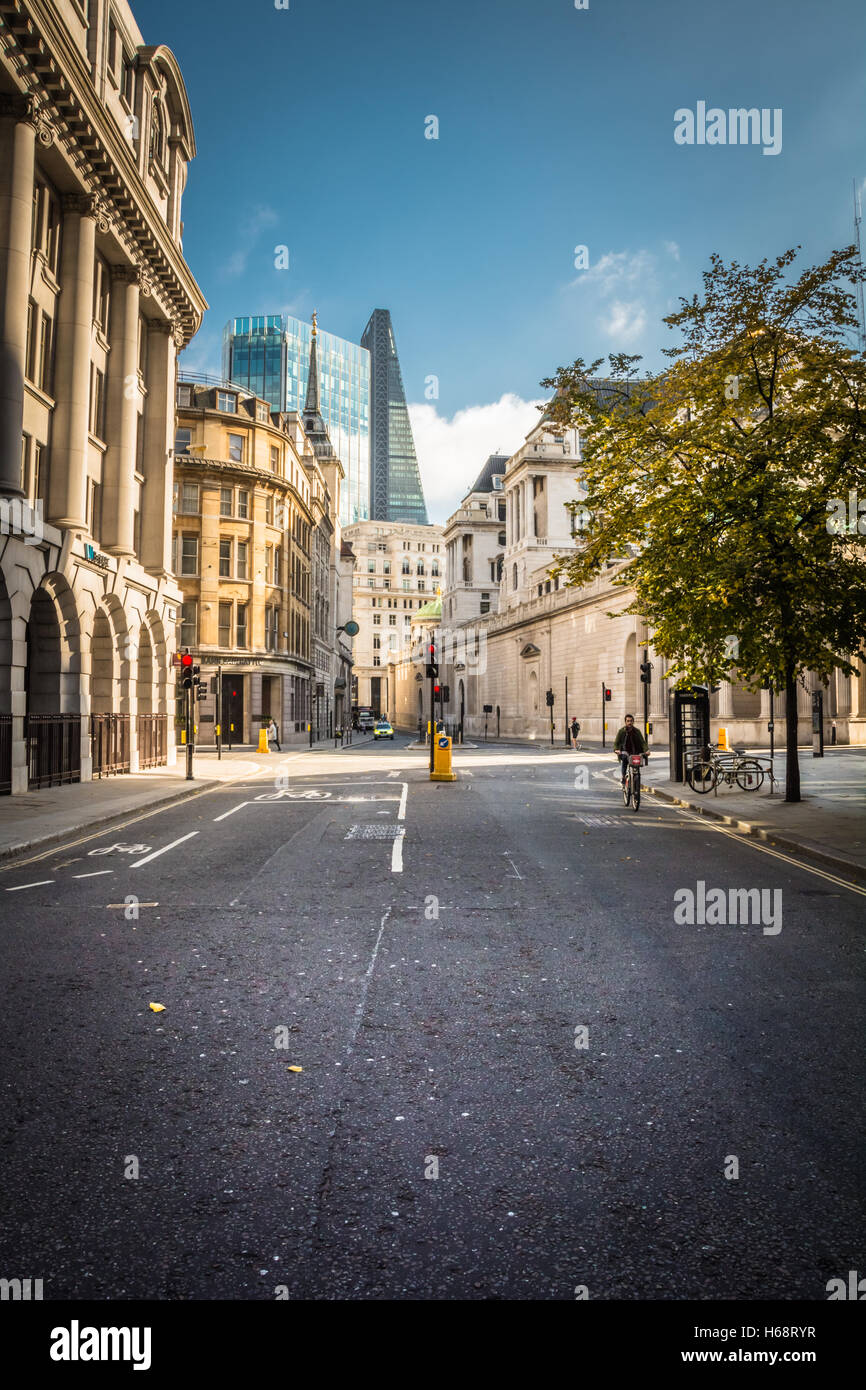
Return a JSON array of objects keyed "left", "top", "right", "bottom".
[{"left": 135, "top": 0, "right": 866, "bottom": 521}]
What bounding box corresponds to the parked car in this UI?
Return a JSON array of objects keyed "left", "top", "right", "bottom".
[{"left": 373, "top": 719, "right": 394, "bottom": 740}]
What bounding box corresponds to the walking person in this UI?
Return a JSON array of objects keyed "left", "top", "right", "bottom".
[
  {"left": 570, "top": 716, "right": 581, "bottom": 750},
  {"left": 267, "top": 717, "right": 281, "bottom": 752}
]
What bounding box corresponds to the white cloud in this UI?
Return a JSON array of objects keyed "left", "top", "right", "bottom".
[
  {"left": 600, "top": 299, "right": 648, "bottom": 344},
  {"left": 408, "top": 394, "right": 544, "bottom": 524},
  {"left": 221, "top": 204, "right": 279, "bottom": 279},
  {"left": 664, "top": 240, "right": 681, "bottom": 261},
  {"left": 571, "top": 248, "right": 656, "bottom": 292}
]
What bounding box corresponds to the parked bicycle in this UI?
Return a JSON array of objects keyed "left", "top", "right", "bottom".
[{"left": 687, "top": 743, "right": 765, "bottom": 794}]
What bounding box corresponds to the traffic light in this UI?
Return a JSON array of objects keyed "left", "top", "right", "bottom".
[
  {"left": 210, "top": 676, "right": 219, "bottom": 695},
  {"left": 640, "top": 661, "right": 653, "bottom": 684},
  {"left": 426, "top": 639, "right": 438, "bottom": 680},
  {"left": 433, "top": 682, "right": 441, "bottom": 700},
  {"left": 545, "top": 689, "right": 555, "bottom": 707},
  {"left": 181, "top": 651, "right": 194, "bottom": 690},
  {"left": 196, "top": 685, "right": 206, "bottom": 701},
  {"left": 604, "top": 687, "right": 612, "bottom": 701},
  {"left": 441, "top": 684, "right": 450, "bottom": 704}
]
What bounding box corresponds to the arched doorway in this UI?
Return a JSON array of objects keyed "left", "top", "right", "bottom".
[{"left": 25, "top": 585, "right": 81, "bottom": 787}]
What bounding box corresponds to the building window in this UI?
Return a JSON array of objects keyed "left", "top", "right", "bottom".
[
  {"left": 372, "top": 614, "right": 381, "bottom": 625},
  {"left": 367, "top": 559, "right": 376, "bottom": 573},
  {"left": 89, "top": 366, "right": 106, "bottom": 439},
  {"left": 512, "top": 563, "right": 518, "bottom": 589},
  {"left": 228, "top": 432, "right": 244, "bottom": 463},
  {"left": 121, "top": 53, "right": 136, "bottom": 107},
  {"left": 498, "top": 530, "right": 506, "bottom": 546},
  {"left": 389, "top": 614, "right": 396, "bottom": 626},
  {"left": 176, "top": 383, "right": 192, "bottom": 408},
  {"left": 35, "top": 311, "right": 53, "bottom": 394},
  {"left": 382, "top": 560, "right": 391, "bottom": 574},
  {"left": 480, "top": 592, "right": 491, "bottom": 615},
  {"left": 402, "top": 579, "right": 410, "bottom": 592},
  {"left": 236, "top": 604, "right": 247, "bottom": 647},
  {"left": 417, "top": 561, "right": 425, "bottom": 574},
  {"left": 417, "top": 580, "right": 425, "bottom": 592},
  {"left": 93, "top": 257, "right": 110, "bottom": 332},
  {"left": 236, "top": 541, "right": 248, "bottom": 580},
  {"left": 219, "top": 486, "right": 233, "bottom": 517},
  {"left": 269, "top": 445, "right": 279, "bottom": 469},
  {"left": 218, "top": 601, "right": 232, "bottom": 647},
  {"left": 33, "top": 443, "right": 45, "bottom": 502},
  {"left": 179, "top": 601, "right": 197, "bottom": 648},
  {"left": 431, "top": 560, "right": 439, "bottom": 576},
  {"left": 237, "top": 489, "right": 249, "bottom": 519},
  {"left": 174, "top": 426, "right": 191, "bottom": 456},
  {"left": 257, "top": 402, "right": 269, "bottom": 422},
  {"left": 217, "top": 391, "right": 237, "bottom": 413},
  {"left": 273, "top": 546, "right": 281, "bottom": 585},
  {"left": 87, "top": 479, "right": 101, "bottom": 537},
  {"left": 401, "top": 558, "right": 410, "bottom": 574},
  {"left": 265, "top": 606, "right": 277, "bottom": 651},
  {"left": 180, "top": 534, "right": 198, "bottom": 576},
  {"left": 372, "top": 655, "right": 381, "bottom": 667},
  {"left": 180, "top": 481, "right": 199, "bottom": 513},
  {"left": 265, "top": 494, "right": 274, "bottom": 525},
  {"left": 148, "top": 100, "right": 165, "bottom": 166},
  {"left": 219, "top": 538, "right": 232, "bottom": 577}
]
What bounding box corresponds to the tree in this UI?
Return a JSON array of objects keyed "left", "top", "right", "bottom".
[{"left": 542, "top": 246, "right": 866, "bottom": 802}]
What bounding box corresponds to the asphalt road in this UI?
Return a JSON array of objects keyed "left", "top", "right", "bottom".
[{"left": 0, "top": 737, "right": 862, "bottom": 1300}]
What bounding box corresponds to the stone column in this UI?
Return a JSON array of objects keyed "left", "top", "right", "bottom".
[
  {"left": 0, "top": 97, "right": 41, "bottom": 497},
  {"left": 140, "top": 317, "right": 178, "bottom": 574},
  {"left": 49, "top": 195, "right": 98, "bottom": 528},
  {"left": 102, "top": 264, "right": 141, "bottom": 554}
]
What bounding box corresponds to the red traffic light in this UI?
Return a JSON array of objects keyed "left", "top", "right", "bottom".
[
  {"left": 604, "top": 687, "right": 612, "bottom": 700},
  {"left": 181, "top": 652, "right": 193, "bottom": 668},
  {"left": 433, "top": 683, "right": 441, "bottom": 696}
]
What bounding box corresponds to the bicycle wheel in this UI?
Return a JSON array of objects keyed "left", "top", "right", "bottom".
[
  {"left": 632, "top": 771, "right": 641, "bottom": 811},
  {"left": 622, "top": 771, "right": 631, "bottom": 807},
  {"left": 688, "top": 760, "right": 716, "bottom": 793},
  {"left": 735, "top": 760, "right": 765, "bottom": 792}
]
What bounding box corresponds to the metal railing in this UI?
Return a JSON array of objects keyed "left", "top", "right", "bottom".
[
  {"left": 26, "top": 714, "right": 82, "bottom": 789},
  {"left": 91, "top": 713, "right": 131, "bottom": 778},
  {"left": 137, "top": 713, "right": 168, "bottom": 769},
  {"left": 0, "top": 714, "right": 11, "bottom": 795}
]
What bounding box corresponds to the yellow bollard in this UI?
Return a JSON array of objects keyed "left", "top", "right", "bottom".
[
  {"left": 257, "top": 726, "right": 270, "bottom": 753},
  {"left": 430, "top": 732, "right": 457, "bottom": 782},
  {"left": 717, "top": 726, "right": 731, "bottom": 751}
]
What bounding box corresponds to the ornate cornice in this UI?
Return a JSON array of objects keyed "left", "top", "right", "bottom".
[{"left": 0, "top": 90, "right": 54, "bottom": 144}]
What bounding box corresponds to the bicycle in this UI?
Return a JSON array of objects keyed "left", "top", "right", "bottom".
[
  {"left": 621, "top": 752, "right": 644, "bottom": 811},
  {"left": 687, "top": 744, "right": 765, "bottom": 794}
]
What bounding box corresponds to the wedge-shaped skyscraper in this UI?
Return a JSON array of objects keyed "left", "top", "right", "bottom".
[{"left": 362, "top": 310, "right": 428, "bottom": 524}]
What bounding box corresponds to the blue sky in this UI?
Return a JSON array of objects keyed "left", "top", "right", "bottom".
[{"left": 135, "top": 0, "right": 866, "bottom": 518}]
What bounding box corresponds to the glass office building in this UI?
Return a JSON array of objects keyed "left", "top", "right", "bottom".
[
  {"left": 223, "top": 315, "right": 370, "bottom": 525},
  {"left": 361, "top": 309, "right": 429, "bottom": 525}
]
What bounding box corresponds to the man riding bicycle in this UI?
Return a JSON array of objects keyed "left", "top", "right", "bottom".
[{"left": 614, "top": 714, "right": 648, "bottom": 784}]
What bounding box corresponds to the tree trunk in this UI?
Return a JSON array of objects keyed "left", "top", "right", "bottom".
[{"left": 785, "top": 662, "right": 801, "bottom": 802}]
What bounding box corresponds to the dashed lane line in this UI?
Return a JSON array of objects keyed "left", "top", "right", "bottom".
[
  {"left": 130, "top": 832, "right": 199, "bottom": 868},
  {"left": 5, "top": 880, "right": 55, "bottom": 891}
]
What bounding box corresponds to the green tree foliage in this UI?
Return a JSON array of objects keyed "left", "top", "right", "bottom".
[{"left": 542, "top": 246, "right": 866, "bottom": 801}]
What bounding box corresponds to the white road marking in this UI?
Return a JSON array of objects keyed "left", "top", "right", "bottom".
[
  {"left": 6, "top": 880, "right": 54, "bottom": 891},
  {"left": 503, "top": 853, "right": 523, "bottom": 880},
  {"left": 346, "top": 907, "right": 391, "bottom": 1055},
  {"left": 130, "top": 832, "right": 199, "bottom": 868},
  {"left": 73, "top": 870, "right": 114, "bottom": 878},
  {"left": 398, "top": 781, "right": 408, "bottom": 821},
  {"left": 213, "top": 802, "right": 248, "bottom": 822},
  {"left": 391, "top": 828, "right": 405, "bottom": 873}
]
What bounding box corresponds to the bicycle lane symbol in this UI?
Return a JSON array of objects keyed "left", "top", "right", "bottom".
[
  {"left": 254, "top": 790, "right": 332, "bottom": 802},
  {"left": 88, "top": 843, "right": 152, "bottom": 856}
]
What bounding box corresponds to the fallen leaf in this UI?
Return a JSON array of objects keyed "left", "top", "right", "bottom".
[{"left": 148, "top": 1002, "right": 166, "bottom": 1013}]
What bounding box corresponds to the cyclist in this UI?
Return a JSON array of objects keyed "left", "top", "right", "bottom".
[{"left": 614, "top": 714, "right": 648, "bottom": 785}]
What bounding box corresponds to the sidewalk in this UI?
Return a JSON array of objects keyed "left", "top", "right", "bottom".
[
  {"left": 0, "top": 736, "right": 378, "bottom": 862},
  {"left": 641, "top": 746, "right": 866, "bottom": 882}
]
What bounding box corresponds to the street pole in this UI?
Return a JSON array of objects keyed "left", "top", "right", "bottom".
[
  {"left": 768, "top": 683, "right": 775, "bottom": 794},
  {"left": 185, "top": 684, "right": 193, "bottom": 780},
  {"left": 601, "top": 681, "right": 606, "bottom": 749},
  {"left": 216, "top": 662, "right": 222, "bottom": 760},
  {"left": 429, "top": 628, "right": 435, "bottom": 774},
  {"left": 643, "top": 644, "right": 649, "bottom": 741},
  {"left": 564, "top": 675, "right": 569, "bottom": 747}
]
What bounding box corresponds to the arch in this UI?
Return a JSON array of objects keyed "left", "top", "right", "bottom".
[
  {"left": 137, "top": 624, "right": 155, "bottom": 714},
  {"left": 138, "top": 46, "right": 197, "bottom": 157},
  {"left": 527, "top": 668, "right": 539, "bottom": 716},
  {"left": 624, "top": 632, "right": 638, "bottom": 715},
  {"left": 27, "top": 577, "right": 82, "bottom": 713},
  {"left": 458, "top": 678, "right": 465, "bottom": 730},
  {"left": 90, "top": 609, "right": 115, "bottom": 714},
  {"left": 142, "top": 610, "right": 169, "bottom": 714}
]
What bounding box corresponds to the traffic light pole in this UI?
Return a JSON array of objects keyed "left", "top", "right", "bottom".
[
  {"left": 216, "top": 662, "right": 222, "bottom": 760},
  {"left": 601, "top": 681, "right": 606, "bottom": 748},
  {"left": 185, "top": 684, "right": 194, "bottom": 780},
  {"left": 643, "top": 645, "right": 649, "bottom": 741}
]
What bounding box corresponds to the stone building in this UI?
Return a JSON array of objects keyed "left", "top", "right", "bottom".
[
  {"left": 0, "top": 0, "right": 206, "bottom": 792},
  {"left": 394, "top": 410, "right": 866, "bottom": 745},
  {"left": 171, "top": 375, "right": 316, "bottom": 745},
  {"left": 441, "top": 454, "right": 508, "bottom": 629},
  {"left": 343, "top": 518, "right": 444, "bottom": 720}
]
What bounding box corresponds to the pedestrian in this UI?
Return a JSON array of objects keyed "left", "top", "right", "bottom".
[
  {"left": 267, "top": 717, "right": 280, "bottom": 752},
  {"left": 570, "top": 716, "right": 581, "bottom": 749}
]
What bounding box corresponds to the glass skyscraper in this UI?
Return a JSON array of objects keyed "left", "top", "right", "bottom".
[
  {"left": 361, "top": 309, "right": 428, "bottom": 525},
  {"left": 223, "top": 315, "right": 370, "bottom": 525}
]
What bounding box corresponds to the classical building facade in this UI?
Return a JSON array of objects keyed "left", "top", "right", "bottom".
[
  {"left": 343, "top": 518, "right": 444, "bottom": 719},
  {"left": 0, "top": 0, "right": 207, "bottom": 792},
  {"left": 394, "top": 412, "right": 866, "bottom": 745},
  {"left": 441, "top": 454, "right": 508, "bottom": 629},
  {"left": 172, "top": 376, "right": 318, "bottom": 745}
]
